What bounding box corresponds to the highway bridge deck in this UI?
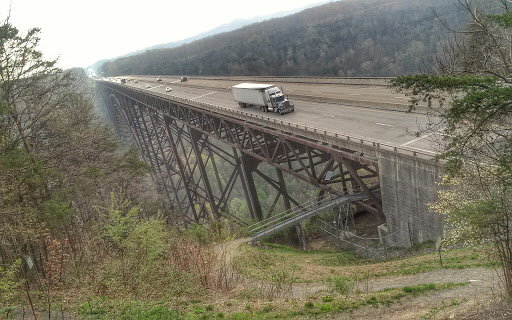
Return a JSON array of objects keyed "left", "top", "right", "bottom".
[{"left": 109, "top": 75, "right": 440, "bottom": 157}]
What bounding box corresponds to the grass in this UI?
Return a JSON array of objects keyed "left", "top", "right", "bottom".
[
  {"left": 233, "top": 243, "right": 498, "bottom": 283},
  {"left": 421, "top": 298, "right": 468, "bottom": 319},
  {"left": 67, "top": 282, "right": 465, "bottom": 319}
]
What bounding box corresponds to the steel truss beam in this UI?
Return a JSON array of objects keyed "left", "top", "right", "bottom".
[{"left": 99, "top": 83, "right": 382, "bottom": 225}]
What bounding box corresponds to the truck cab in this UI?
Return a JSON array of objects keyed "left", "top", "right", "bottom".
[{"left": 264, "top": 87, "right": 294, "bottom": 114}]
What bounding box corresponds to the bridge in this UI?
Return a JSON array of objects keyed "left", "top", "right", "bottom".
[{"left": 97, "top": 76, "right": 444, "bottom": 247}]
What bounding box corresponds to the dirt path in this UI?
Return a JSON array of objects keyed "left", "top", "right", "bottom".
[
  {"left": 220, "top": 239, "right": 506, "bottom": 319},
  {"left": 291, "top": 267, "right": 498, "bottom": 299},
  {"left": 294, "top": 268, "right": 501, "bottom": 319}
]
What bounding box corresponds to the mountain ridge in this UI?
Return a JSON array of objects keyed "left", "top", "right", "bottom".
[
  {"left": 89, "top": 1, "right": 330, "bottom": 73},
  {"left": 100, "top": 0, "right": 465, "bottom": 77}
]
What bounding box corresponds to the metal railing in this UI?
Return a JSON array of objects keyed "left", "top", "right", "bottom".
[{"left": 248, "top": 193, "right": 367, "bottom": 240}]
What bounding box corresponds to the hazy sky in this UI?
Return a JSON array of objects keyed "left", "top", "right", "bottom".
[{"left": 1, "top": 0, "right": 330, "bottom": 69}]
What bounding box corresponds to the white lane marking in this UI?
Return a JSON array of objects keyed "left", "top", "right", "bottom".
[
  {"left": 170, "top": 80, "right": 181, "bottom": 83},
  {"left": 348, "top": 93, "right": 360, "bottom": 96},
  {"left": 376, "top": 123, "right": 393, "bottom": 127},
  {"left": 147, "top": 85, "right": 163, "bottom": 90},
  {"left": 401, "top": 135, "right": 427, "bottom": 146},
  {"left": 322, "top": 114, "right": 335, "bottom": 118},
  {"left": 401, "top": 130, "right": 448, "bottom": 147},
  {"left": 190, "top": 91, "right": 217, "bottom": 100},
  {"left": 395, "top": 96, "right": 409, "bottom": 99}
]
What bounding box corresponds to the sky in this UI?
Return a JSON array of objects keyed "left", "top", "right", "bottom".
[{"left": 1, "top": 0, "right": 330, "bottom": 69}]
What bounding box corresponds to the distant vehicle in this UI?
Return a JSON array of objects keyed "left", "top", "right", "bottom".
[
  {"left": 156, "top": 77, "right": 162, "bottom": 82},
  {"left": 134, "top": 80, "right": 138, "bottom": 83},
  {"left": 180, "top": 76, "right": 188, "bottom": 82},
  {"left": 165, "top": 87, "right": 172, "bottom": 92},
  {"left": 146, "top": 84, "right": 151, "bottom": 88},
  {"left": 231, "top": 83, "right": 295, "bottom": 115},
  {"left": 120, "top": 78, "right": 126, "bottom": 83}
]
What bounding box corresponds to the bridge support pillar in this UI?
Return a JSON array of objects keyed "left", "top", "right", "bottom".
[
  {"left": 190, "top": 129, "right": 220, "bottom": 220},
  {"left": 378, "top": 152, "right": 444, "bottom": 246},
  {"left": 240, "top": 154, "right": 263, "bottom": 221},
  {"left": 295, "top": 223, "right": 307, "bottom": 251},
  {"left": 276, "top": 169, "right": 307, "bottom": 250}
]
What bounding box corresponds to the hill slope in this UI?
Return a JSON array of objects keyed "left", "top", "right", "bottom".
[
  {"left": 89, "top": 2, "right": 330, "bottom": 73},
  {"left": 100, "top": 0, "right": 465, "bottom": 77}
]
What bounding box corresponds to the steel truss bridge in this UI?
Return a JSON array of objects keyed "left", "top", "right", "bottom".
[{"left": 98, "top": 81, "right": 439, "bottom": 245}]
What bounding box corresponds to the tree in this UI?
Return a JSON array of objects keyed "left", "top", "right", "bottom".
[
  {"left": 391, "top": 0, "right": 512, "bottom": 296},
  {"left": 0, "top": 17, "right": 150, "bottom": 279}
]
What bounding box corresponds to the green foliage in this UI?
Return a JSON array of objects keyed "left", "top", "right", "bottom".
[
  {"left": 487, "top": 12, "right": 512, "bottom": 27},
  {"left": 317, "top": 251, "right": 363, "bottom": 267},
  {"left": 124, "top": 216, "right": 167, "bottom": 261},
  {"left": 0, "top": 259, "right": 21, "bottom": 306},
  {"left": 123, "top": 147, "right": 151, "bottom": 176},
  {"left": 40, "top": 197, "right": 73, "bottom": 230},
  {"left": 101, "top": 190, "right": 139, "bottom": 248},
  {"left": 320, "top": 303, "right": 334, "bottom": 312},
  {"left": 402, "top": 283, "right": 436, "bottom": 294},
  {"left": 184, "top": 224, "right": 211, "bottom": 244},
  {"left": 96, "top": 191, "right": 203, "bottom": 298},
  {"left": 421, "top": 298, "right": 468, "bottom": 319},
  {"left": 325, "top": 276, "right": 353, "bottom": 294},
  {"left": 78, "top": 301, "right": 107, "bottom": 315}
]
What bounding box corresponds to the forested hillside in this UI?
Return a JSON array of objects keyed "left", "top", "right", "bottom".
[{"left": 100, "top": 0, "right": 465, "bottom": 77}]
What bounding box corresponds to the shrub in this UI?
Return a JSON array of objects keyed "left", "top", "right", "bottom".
[
  {"left": 0, "top": 259, "right": 21, "bottom": 307},
  {"left": 326, "top": 276, "right": 353, "bottom": 294}
]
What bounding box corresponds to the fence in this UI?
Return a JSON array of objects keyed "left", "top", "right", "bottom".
[{"left": 317, "top": 216, "right": 442, "bottom": 260}]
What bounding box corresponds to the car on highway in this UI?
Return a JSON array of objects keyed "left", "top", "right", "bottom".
[
  {"left": 134, "top": 80, "right": 138, "bottom": 83},
  {"left": 165, "top": 87, "right": 172, "bottom": 92},
  {"left": 157, "top": 77, "right": 162, "bottom": 82},
  {"left": 146, "top": 84, "right": 151, "bottom": 88}
]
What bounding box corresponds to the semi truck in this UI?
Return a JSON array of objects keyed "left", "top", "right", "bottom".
[{"left": 231, "top": 83, "right": 295, "bottom": 114}]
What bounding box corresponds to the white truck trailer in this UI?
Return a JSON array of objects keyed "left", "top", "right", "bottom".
[{"left": 231, "top": 83, "right": 295, "bottom": 114}]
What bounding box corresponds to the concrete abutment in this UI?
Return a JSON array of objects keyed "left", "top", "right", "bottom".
[{"left": 378, "top": 151, "right": 444, "bottom": 247}]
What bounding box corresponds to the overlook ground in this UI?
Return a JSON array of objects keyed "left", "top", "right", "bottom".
[{"left": 6, "top": 238, "right": 509, "bottom": 320}]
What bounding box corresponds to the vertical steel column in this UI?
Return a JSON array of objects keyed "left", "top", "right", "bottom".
[
  {"left": 240, "top": 154, "right": 263, "bottom": 221},
  {"left": 116, "top": 96, "right": 161, "bottom": 187},
  {"left": 190, "top": 128, "right": 219, "bottom": 220},
  {"left": 146, "top": 109, "right": 184, "bottom": 213},
  {"left": 233, "top": 148, "right": 256, "bottom": 220},
  {"left": 164, "top": 117, "right": 200, "bottom": 222},
  {"left": 277, "top": 169, "right": 307, "bottom": 250}
]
